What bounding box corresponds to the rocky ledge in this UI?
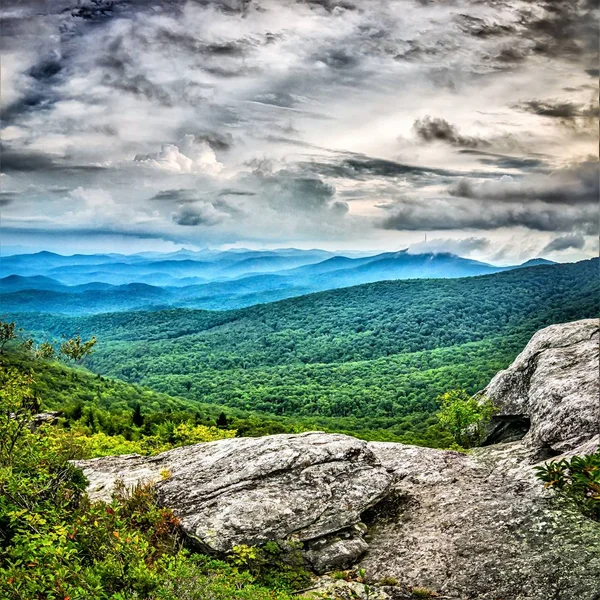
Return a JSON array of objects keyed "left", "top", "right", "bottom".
[{"left": 74, "top": 320, "right": 600, "bottom": 600}]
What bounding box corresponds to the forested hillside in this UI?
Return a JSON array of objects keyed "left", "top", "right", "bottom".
[{"left": 10, "top": 259, "right": 599, "bottom": 440}]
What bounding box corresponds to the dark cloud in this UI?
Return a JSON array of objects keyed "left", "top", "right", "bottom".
[
  {"left": 0, "top": 192, "right": 17, "bottom": 207},
  {"left": 456, "top": 14, "right": 515, "bottom": 38},
  {"left": 458, "top": 150, "right": 546, "bottom": 171},
  {"left": 67, "top": 0, "right": 157, "bottom": 23},
  {"left": 521, "top": 0, "right": 599, "bottom": 68},
  {"left": 413, "top": 116, "right": 489, "bottom": 148},
  {"left": 154, "top": 26, "right": 260, "bottom": 57},
  {"left": 302, "top": 0, "right": 357, "bottom": 12},
  {"left": 151, "top": 189, "right": 245, "bottom": 219},
  {"left": 172, "top": 204, "right": 225, "bottom": 227},
  {"left": 0, "top": 145, "right": 58, "bottom": 172},
  {"left": 195, "top": 132, "right": 234, "bottom": 152},
  {"left": 218, "top": 188, "right": 256, "bottom": 197},
  {"left": 308, "top": 156, "right": 459, "bottom": 182},
  {"left": 258, "top": 172, "right": 337, "bottom": 211},
  {"left": 0, "top": 144, "right": 107, "bottom": 174},
  {"left": 98, "top": 36, "right": 175, "bottom": 106},
  {"left": 314, "top": 49, "right": 359, "bottom": 70},
  {"left": 150, "top": 189, "right": 198, "bottom": 203},
  {"left": 515, "top": 99, "right": 584, "bottom": 119},
  {"left": 493, "top": 46, "right": 528, "bottom": 64},
  {"left": 542, "top": 233, "right": 586, "bottom": 253},
  {"left": 27, "top": 54, "right": 63, "bottom": 82},
  {"left": 380, "top": 202, "right": 598, "bottom": 234},
  {"left": 449, "top": 161, "right": 599, "bottom": 205}
]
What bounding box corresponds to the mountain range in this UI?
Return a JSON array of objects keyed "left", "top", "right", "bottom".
[{"left": 1, "top": 248, "right": 556, "bottom": 314}]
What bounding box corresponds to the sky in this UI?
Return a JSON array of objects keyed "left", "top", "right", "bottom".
[{"left": 1, "top": 0, "right": 598, "bottom": 263}]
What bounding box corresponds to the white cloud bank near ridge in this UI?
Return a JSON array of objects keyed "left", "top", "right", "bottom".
[{"left": 0, "top": 0, "right": 597, "bottom": 261}]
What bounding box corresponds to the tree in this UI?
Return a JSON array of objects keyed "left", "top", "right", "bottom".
[
  {"left": 0, "top": 367, "right": 36, "bottom": 465},
  {"left": 437, "top": 389, "right": 496, "bottom": 449},
  {"left": 132, "top": 403, "right": 144, "bottom": 427},
  {"left": 216, "top": 412, "right": 229, "bottom": 429},
  {"left": 0, "top": 321, "right": 18, "bottom": 354},
  {"left": 35, "top": 341, "right": 57, "bottom": 360},
  {"left": 59, "top": 335, "right": 97, "bottom": 362}
]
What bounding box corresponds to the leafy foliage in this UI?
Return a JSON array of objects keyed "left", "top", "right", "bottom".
[
  {"left": 535, "top": 452, "right": 600, "bottom": 521},
  {"left": 0, "top": 321, "right": 18, "bottom": 353},
  {"left": 437, "top": 389, "right": 496, "bottom": 449},
  {"left": 0, "top": 366, "right": 306, "bottom": 600},
  {"left": 59, "top": 335, "right": 98, "bottom": 362}
]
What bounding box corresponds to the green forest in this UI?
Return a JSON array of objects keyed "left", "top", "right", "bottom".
[
  {"left": 8, "top": 259, "right": 599, "bottom": 442},
  {"left": 2, "top": 259, "right": 599, "bottom": 599}
]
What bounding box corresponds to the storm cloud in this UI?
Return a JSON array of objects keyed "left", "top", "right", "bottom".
[
  {"left": 0, "top": 0, "right": 597, "bottom": 259},
  {"left": 448, "top": 161, "right": 599, "bottom": 206},
  {"left": 413, "top": 117, "right": 489, "bottom": 149},
  {"left": 542, "top": 233, "right": 586, "bottom": 253}
]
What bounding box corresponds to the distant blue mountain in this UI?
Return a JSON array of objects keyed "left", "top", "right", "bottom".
[
  {"left": 1, "top": 274, "right": 66, "bottom": 292},
  {"left": 0, "top": 248, "right": 562, "bottom": 314}
]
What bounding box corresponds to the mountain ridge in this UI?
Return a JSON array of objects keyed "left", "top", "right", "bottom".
[{"left": 0, "top": 249, "right": 561, "bottom": 314}]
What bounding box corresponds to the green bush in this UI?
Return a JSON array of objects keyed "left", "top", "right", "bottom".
[
  {"left": 535, "top": 452, "right": 600, "bottom": 521},
  {"left": 0, "top": 366, "right": 302, "bottom": 599},
  {"left": 436, "top": 389, "right": 496, "bottom": 449}
]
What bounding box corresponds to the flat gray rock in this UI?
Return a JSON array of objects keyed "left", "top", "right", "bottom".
[
  {"left": 74, "top": 432, "right": 392, "bottom": 562},
  {"left": 361, "top": 439, "right": 600, "bottom": 600}
]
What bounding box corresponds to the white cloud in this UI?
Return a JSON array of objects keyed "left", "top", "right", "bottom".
[
  {"left": 0, "top": 0, "right": 597, "bottom": 260},
  {"left": 408, "top": 236, "right": 490, "bottom": 256},
  {"left": 135, "top": 135, "right": 224, "bottom": 175}
]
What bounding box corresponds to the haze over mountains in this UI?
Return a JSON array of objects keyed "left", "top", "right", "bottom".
[{"left": 1, "top": 248, "right": 557, "bottom": 314}]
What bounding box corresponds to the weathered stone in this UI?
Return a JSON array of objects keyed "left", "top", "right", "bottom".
[
  {"left": 74, "top": 320, "right": 600, "bottom": 599},
  {"left": 360, "top": 439, "right": 600, "bottom": 600},
  {"left": 74, "top": 432, "right": 392, "bottom": 560},
  {"left": 301, "top": 577, "right": 393, "bottom": 600},
  {"left": 304, "top": 529, "right": 369, "bottom": 573},
  {"left": 28, "top": 411, "right": 61, "bottom": 432},
  {"left": 482, "top": 318, "right": 599, "bottom": 452}
]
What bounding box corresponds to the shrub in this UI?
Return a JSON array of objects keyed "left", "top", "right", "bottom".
[
  {"left": 535, "top": 452, "right": 600, "bottom": 521},
  {"left": 436, "top": 389, "right": 496, "bottom": 449},
  {"left": 0, "top": 365, "right": 302, "bottom": 599}
]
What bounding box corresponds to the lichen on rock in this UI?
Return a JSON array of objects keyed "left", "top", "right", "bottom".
[{"left": 73, "top": 320, "right": 600, "bottom": 599}]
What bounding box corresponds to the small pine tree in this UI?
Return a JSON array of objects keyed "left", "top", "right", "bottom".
[
  {"left": 132, "top": 403, "right": 144, "bottom": 428},
  {"left": 216, "top": 412, "right": 229, "bottom": 429}
]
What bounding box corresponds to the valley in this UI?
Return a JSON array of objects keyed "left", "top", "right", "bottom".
[{"left": 7, "top": 257, "right": 599, "bottom": 444}]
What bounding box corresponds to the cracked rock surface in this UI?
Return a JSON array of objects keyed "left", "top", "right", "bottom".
[
  {"left": 483, "top": 318, "right": 599, "bottom": 452},
  {"left": 74, "top": 320, "right": 600, "bottom": 598},
  {"left": 73, "top": 432, "right": 392, "bottom": 560}
]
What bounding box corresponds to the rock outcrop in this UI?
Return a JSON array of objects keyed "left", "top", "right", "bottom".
[
  {"left": 74, "top": 320, "right": 600, "bottom": 599},
  {"left": 482, "top": 318, "right": 599, "bottom": 453},
  {"left": 74, "top": 432, "right": 392, "bottom": 572}
]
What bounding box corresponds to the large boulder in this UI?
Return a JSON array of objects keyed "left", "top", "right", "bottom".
[
  {"left": 360, "top": 440, "right": 599, "bottom": 600},
  {"left": 73, "top": 432, "right": 392, "bottom": 571},
  {"left": 482, "top": 318, "right": 599, "bottom": 453},
  {"left": 74, "top": 320, "right": 600, "bottom": 599}
]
